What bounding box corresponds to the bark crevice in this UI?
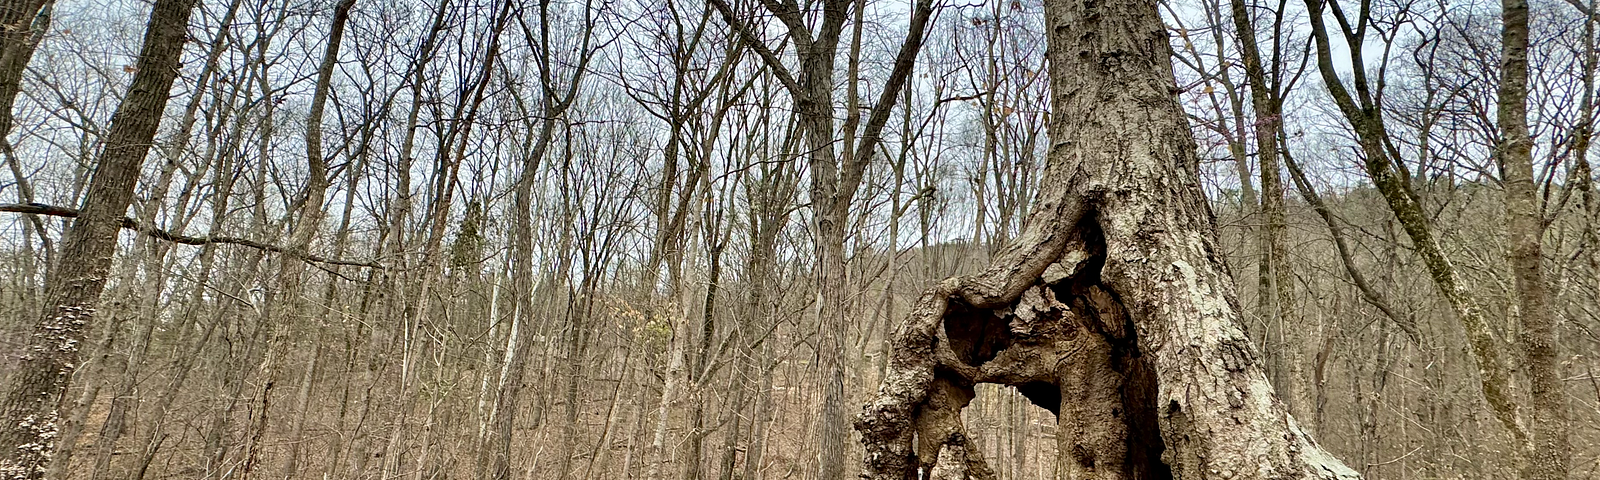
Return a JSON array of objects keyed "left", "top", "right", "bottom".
[{"left": 863, "top": 212, "right": 1173, "bottom": 479}]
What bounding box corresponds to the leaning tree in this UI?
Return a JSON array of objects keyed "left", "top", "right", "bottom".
[
  {"left": 0, "top": 0, "right": 198, "bottom": 476},
  {"left": 854, "top": 0, "right": 1361, "bottom": 478}
]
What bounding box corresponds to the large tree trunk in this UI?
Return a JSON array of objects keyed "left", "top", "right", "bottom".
[
  {"left": 0, "top": 0, "right": 197, "bottom": 476},
  {"left": 856, "top": 0, "right": 1359, "bottom": 478}
]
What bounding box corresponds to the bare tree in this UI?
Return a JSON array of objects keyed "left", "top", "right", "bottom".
[
  {"left": 0, "top": 0, "right": 1595, "bottom": 478},
  {"left": 1496, "top": 0, "right": 1569, "bottom": 477},
  {"left": 706, "top": 0, "right": 935, "bottom": 476},
  {"left": 0, "top": 0, "right": 197, "bottom": 475},
  {"left": 1227, "top": 0, "right": 1307, "bottom": 422}
]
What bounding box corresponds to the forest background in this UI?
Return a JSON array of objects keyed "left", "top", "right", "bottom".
[{"left": 0, "top": 0, "right": 1597, "bottom": 478}]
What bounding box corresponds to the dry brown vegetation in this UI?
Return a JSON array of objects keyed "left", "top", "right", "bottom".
[{"left": 0, "top": 0, "right": 1597, "bottom": 478}]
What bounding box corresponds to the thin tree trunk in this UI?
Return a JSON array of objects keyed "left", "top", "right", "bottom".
[
  {"left": 706, "top": 2, "right": 935, "bottom": 476},
  {"left": 0, "top": 0, "right": 51, "bottom": 261},
  {"left": 1497, "top": 0, "right": 1569, "bottom": 476},
  {"left": 1303, "top": 0, "right": 1527, "bottom": 448},
  {"left": 275, "top": 2, "right": 353, "bottom": 476},
  {"left": 1228, "top": 0, "right": 1305, "bottom": 423},
  {"left": 88, "top": 185, "right": 180, "bottom": 480}
]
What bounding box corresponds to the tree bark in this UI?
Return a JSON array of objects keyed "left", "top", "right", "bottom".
[
  {"left": 1227, "top": 0, "right": 1306, "bottom": 425},
  {"left": 857, "top": 0, "right": 1360, "bottom": 478},
  {"left": 1497, "top": 0, "right": 1570, "bottom": 477},
  {"left": 0, "top": 0, "right": 48, "bottom": 150},
  {"left": 277, "top": 5, "right": 354, "bottom": 477},
  {"left": 0, "top": 0, "right": 50, "bottom": 259},
  {"left": 0, "top": 0, "right": 197, "bottom": 476}
]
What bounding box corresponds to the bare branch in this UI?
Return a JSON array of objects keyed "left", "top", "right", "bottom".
[
  {"left": 705, "top": 0, "right": 803, "bottom": 98},
  {"left": 0, "top": 203, "right": 384, "bottom": 269}
]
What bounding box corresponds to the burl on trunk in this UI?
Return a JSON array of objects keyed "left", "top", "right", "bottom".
[{"left": 854, "top": 0, "right": 1360, "bottom": 478}]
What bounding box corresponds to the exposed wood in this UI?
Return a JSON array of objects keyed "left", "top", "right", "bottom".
[{"left": 858, "top": 0, "right": 1360, "bottom": 478}]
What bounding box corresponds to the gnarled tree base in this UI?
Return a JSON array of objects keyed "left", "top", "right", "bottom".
[
  {"left": 858, "top": 198, "right": 1357, "bottom": 480},
  {"left": 856, "top": 0, "right": 1362, "bottom": 478}
]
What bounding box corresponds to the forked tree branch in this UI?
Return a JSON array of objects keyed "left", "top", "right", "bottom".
[{"left": 705, "top": 0, "right": 804, "bottom": 98}]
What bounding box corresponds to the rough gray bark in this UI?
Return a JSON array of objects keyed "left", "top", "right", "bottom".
[
  {"left": 0, "top": 0, "right": 197, "bottom": 476},
  {"left": 856, "top": 0, "right": 1361, "bottom": 478}
]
